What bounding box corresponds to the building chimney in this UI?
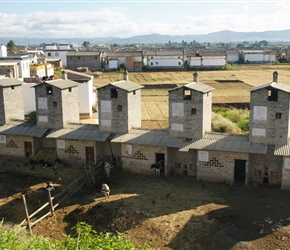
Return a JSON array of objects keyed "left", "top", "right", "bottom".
[
  {"left": 62, "top": 70, "right": 67, "bottom": 80},
  {"left": 193, "top": 72, "right": 198, "bottom": 82},
  {"left": 273, "top": 71, "right": 278, "bottom": 82},
  {"left": 123, "top": 70, "right": 129, "bottom": 81},
  {"left": 7, "top": 69, "right": 13, "bottom": 78}
]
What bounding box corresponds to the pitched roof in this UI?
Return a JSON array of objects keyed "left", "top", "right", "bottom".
[
  {"left": 98, "top": 80, "right": 144, "bottom": 92},
  {"left": 111, "top": 129, "right": 191, "bottom": 148},
  {"left": 168, "top": 81, "right": 214, "bottom": 93},
  {"left": 249, "top": 82, "right": 290, "bottom": 93},
  {"left": 34, "top": 79, "right": 78, "bottom": 90},
  {"left": 46, "top": 123, "right": 110, "bottom": 141},
  {"left": 0, "top": 120, "right": 48, "bottom": 138},
  {"left": 179, "top": 132, "right": 267, "bottom": 154},
  {"left": 0, "top": 78, "right": 23, "bottom": 87}
]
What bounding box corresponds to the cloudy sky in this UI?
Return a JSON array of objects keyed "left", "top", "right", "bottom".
[{"left": 0, "top": 0, "right": 289, "bottom": 38}]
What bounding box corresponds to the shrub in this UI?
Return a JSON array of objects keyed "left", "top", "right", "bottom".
[{"left": 212, "top": 112, "right": 242, "bottom": 134}]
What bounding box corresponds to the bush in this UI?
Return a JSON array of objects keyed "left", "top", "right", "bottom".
[
  {"left": 212, "top": 112, "right": 242, "bottom": 134},
  {"left": 212, "top": 107, "right": 249, "bottom": 134},
  {"left": 0, "top": 221, "right": 148, "bottom": 250}
]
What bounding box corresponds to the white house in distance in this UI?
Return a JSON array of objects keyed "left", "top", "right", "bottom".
[
  {"left": 145, "top": 49, "right": 185, "bottom": 69},
  {"left": 240, "top": 50, "right": 276, "bottom": 63},
  {"left": 186, "top": 50, "right": 227, "bottom": 68},
  {"left": 44, "top": 44, "right": 77, "bottom": 67},
  {"left": 62, "top": 69, "right": 96, "bottom": 119},
  {"left": 0, "top": 45, "right": 30, "bottom": 80}
]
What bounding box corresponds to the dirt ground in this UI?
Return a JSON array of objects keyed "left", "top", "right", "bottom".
[{"left": 1, "top": 156, "right": 290, "bottom": 250}]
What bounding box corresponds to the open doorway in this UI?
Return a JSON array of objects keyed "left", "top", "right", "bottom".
[
  {"left": 155, "top": 153, "right": 165, "bottom": 174},
  {"left": 234, "top": 159, "right": 246, "bottom": 184}
]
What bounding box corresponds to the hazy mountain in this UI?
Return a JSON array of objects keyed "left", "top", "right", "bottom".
[{"left": 1, "top": 29, "right": 290, "bottom": 46}]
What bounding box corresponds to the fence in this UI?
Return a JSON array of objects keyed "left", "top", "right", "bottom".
[{"left": 20, "top": 164, "right": 96, "bottom": 233}]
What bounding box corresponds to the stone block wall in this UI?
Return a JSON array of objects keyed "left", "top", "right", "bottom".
[
  {"left": 56, "top": 139, "right": 96, "bottom": 164},
  {"left": 0, "top": 135, "right": 33, "bottom": 158},
  {"left": 0, "top": 85, "right": 24, "bottom": 125},
  {"left": 250, "top": 89, "right": 290, "bottom": 144},
  {"left": 169, "top": 87, "right": 211, "bottom": 139},
  {"left": 196, "top": 150, "right": 249, "bottom": 184},
  {"left": 249, "top": 145, "right": 282, "bottom": 186},
  {"left": 167, "top": 148, "right": 197, "bottom": 176},
  {"left": 121, "top": 144, "right": 167, "bottom": 175}
]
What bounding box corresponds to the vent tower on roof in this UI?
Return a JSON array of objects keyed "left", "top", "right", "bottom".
[
  {"left": 193, "top": 72, "right": 198, "bottom": 82},
  {"left": 273, "top": 71, "right": 278, "bottom": 82}
]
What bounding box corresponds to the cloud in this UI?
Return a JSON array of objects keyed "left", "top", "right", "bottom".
[{"left": 0, "top": 5, "right": 289, "bottom": 38}]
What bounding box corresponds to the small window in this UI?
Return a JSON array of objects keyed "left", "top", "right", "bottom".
[
  {"left": 255, "top": 169, "right": 262, "bottom": 177},
  {"left": 117, "top": 105, "right": 122, "bottom": 111},
  {"left": 111, "top": 88, "right": 118, "bottom": 98},
  {"left": 270, "top": 171, "right": 278, "bottom": 179},
  {"left": 183, "top": 89, "right": 192, "bottom": 100},
  {"left": 150, "top": 62, "right": 153, "bottom": 66},
  {"left": 268, "top": 90, "right": 278, "bottom": 101},
  {"left": 133, "top": 90, "right": 136, "bottom": 95},
  {"left": 78, "top": 56, "right": 81, "bottom": 60},
  {"left": 69, "top": 87, "right": 72, "bottom": 92},
  {"left": 178, "top": 62, "right": 181, "bottom": 65},
  {"left": 175, "top": 162, "right": 181, "bottom": 169},
  {"left": 47, "top": 52, "right": 51, "bottom": 57},
  {"left": 178, "top": 56, "right": 180, "bottom": 59},
  {"left": 95, "top": 57, "right": 98, "bottom": 60},
  {"left": 46, "top": 86, "right": 53, "bottom": 95},
  {"left": 191, "top": 108, "right": 196, "bottom": 115},
  {"left": 151, "top": 56, "right": 153, "bottom": 59},
  {"left": 53, "top": 101, "right": 57, "bottom": 108},
  {"left": 276, "top": 112, "right": 282, "bottom": 119},
  {"left": 11, "top": 86, "right": 14, "bottom": 90},
  {"left": 156, "top": 62, "right": 158, "bottom": 65}
]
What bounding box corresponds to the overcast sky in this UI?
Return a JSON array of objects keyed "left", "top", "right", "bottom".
[{"left": 0, "top": 0, "right": 289, "bottom": 38}]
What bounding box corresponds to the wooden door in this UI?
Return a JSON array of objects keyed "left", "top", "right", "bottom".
[
  {"left": 85, "top": 147, "right": 94, "bottom": 164},
  {"left": 24, "top": 141, "right": 33, "bottom": 159}
]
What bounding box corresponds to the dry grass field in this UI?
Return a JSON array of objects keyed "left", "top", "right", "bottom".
[{"left": 91, "top": 64, "right": 290, "bottom": 129}]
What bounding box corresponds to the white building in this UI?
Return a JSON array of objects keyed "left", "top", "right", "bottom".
[{"left": 44, "top": 44, "right": 77, "bottom": 67}]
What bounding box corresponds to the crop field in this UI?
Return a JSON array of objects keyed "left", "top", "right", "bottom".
[{"left": 91, "top": 64, "right": 290, "bottom": 129}]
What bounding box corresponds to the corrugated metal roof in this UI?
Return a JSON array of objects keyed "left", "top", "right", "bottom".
[
  {"left": 250, "top": 82, "right": 290, "bottom": 93},
  {"left": 179, "top": 132, "right": 267, "bottom": 154},
  {"left": 34, "top": 79, "right": 78, "bottom": 90},
  {"left": 46, "top": 123, "right": 110, "bottom": 141},
  {"left": 0, "top": 78, "right": 23, "bottom": 87},
  {"left": 169, "top": 82, "right": 214, "bottom": 93},
  {"left": 111, "top": 129, "right": 190, "bottom": 148},
  {"left": 111, "top": 80, "right": 144, "bottom": 92},
  {"left": 274, "top": 144, "right": 290, "bottom": 156},
  {"left": 0, "top": 120, "right": 48, "bottom": 138}
]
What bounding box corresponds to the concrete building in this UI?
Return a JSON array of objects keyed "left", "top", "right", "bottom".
[
  {"left": 168, "top": 72, "right": 214, "bottom": 140},
  {"left": 34, "top": 79, "right": 80, "bottom": 129},
  {"left": 97, "top": 71, "right": 144, "bottom": 134},
  {"left": 0, "top": 77, "right": 24, "bottom": 125}
]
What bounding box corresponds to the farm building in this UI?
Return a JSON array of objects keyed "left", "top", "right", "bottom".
[{"left": 1, "top": 70, "right": 290, "bottom": 190}]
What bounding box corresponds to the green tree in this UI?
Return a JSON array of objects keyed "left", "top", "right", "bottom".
[
  {"left": 82, "top": 41, "right": 91, "bottom": 49},
  {"left": 6, "top": 40, "right": 16, "bottom": 52}
]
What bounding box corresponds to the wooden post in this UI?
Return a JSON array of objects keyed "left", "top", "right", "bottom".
[
  {"left": 47, "top": 190, "right": 54, "bottom": 216},
  {"left": 22, "top": 194, "right": 32, "bottom": 234}
]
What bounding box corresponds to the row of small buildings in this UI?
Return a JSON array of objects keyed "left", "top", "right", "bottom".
[
  {"left": 1, "top": 44, "right": 286, "bottom": 74},
  {"left": 1, "top": 69, "right": 290, "bottom": 190}
]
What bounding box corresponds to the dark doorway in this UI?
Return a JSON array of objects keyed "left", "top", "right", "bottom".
[
  {"left": 85, "top": 147, "right": 94, "bottom": 164},
  {"left": 155, "top": 153, "right": 165, "bottom": 174},
  {"left": 24, "top": 141, "right": 32, "bottom": 159},
  {"left": 234, "top": 159, "right": 246, "bottom": 184}
]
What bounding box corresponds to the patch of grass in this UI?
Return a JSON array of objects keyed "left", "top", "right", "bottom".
[{"left": 212, "top": 107, "right": 249, "bottom": 134}]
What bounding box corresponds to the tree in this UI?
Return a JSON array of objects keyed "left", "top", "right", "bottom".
[
  {"left": 82, "top": 41, "right": 91, "bottom": 49},
  {"left": 6, "top": 40, "right": 16, "bottom": 52}
]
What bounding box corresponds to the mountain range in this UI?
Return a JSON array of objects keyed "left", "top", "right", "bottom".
[{"left": 1, "top": 29, "right": 290, "bottom": 46}]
